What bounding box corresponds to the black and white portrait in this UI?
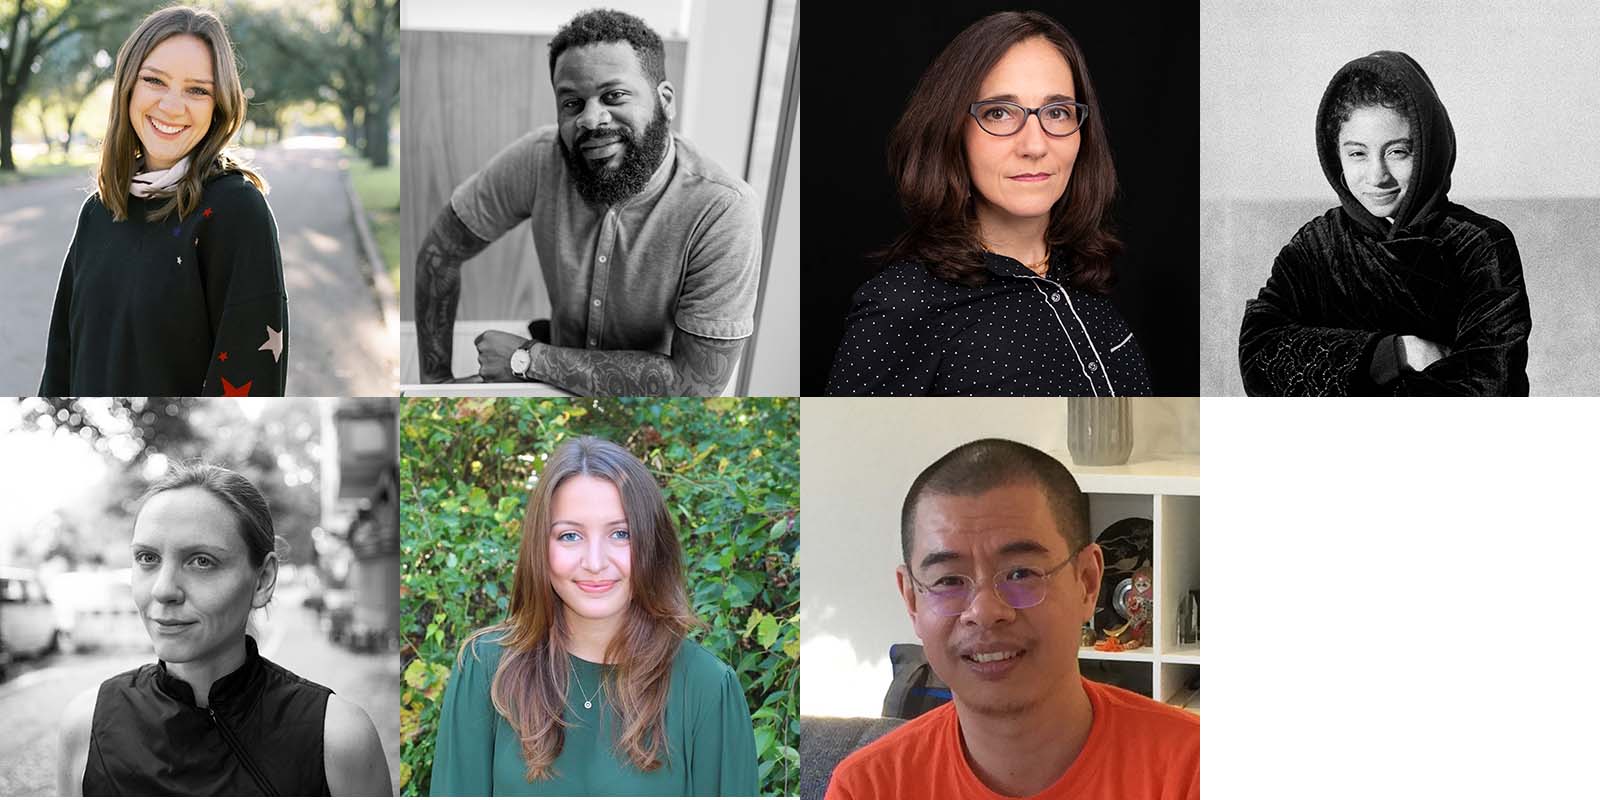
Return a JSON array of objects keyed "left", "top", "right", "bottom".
[
  {"left": 1200, "top": 0, "right": 1600, "bottom": 396},
  {"left": 399, "top": 0, "right": 799, "bottom": 397}
]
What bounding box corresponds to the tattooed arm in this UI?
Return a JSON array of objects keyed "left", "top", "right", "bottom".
[
  {"left": 414, "top": 205, "right": 492, "bottom": 383},
  {"left": 478, "top": 327, "right": 746, "bottom": 396}
]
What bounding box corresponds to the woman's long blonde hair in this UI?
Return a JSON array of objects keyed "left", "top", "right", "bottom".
[
  {"left": 465, "top": 436, "right": 696, "bottom": 781},
  {"left": 97, "top": 6, "right": 264, "bottom": 222}
]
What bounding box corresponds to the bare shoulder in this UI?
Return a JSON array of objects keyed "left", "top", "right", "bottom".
[
  {"left": 322, "top": 695, "right": 393, "bottom": 796},
  {"left": 57, "top": 687, "right": 98, "bottom": 796}
]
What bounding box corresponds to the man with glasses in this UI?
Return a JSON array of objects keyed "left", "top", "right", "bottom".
[{"left": 826, "top": 438, "right": 1198, "bottom": 799}]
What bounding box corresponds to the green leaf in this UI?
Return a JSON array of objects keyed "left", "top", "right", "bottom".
[
  {"left": 402, "top": 659, "right": 429, "bottom": 690},
  {"left": 757, "top": 613, "right": 780, "bottom": 649}
]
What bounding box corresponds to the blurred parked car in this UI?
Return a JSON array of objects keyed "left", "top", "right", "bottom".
[{"left": 1, "top": 567, "right": 67, "bottom": 659}]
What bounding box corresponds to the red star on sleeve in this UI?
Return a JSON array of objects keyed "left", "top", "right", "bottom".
[
  {"left": 218, "top": 351, "right": 229, "bottom": 362},
  {"left": 202, "top": 207, "right": 214, "bottom": 218},
  {"left": 221, "top": 377, "right": 253, "bottom": 396}
]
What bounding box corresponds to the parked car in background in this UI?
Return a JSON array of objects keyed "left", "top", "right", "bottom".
[{"left": 0, "top": 567, "right": 66, "bottom": 660}]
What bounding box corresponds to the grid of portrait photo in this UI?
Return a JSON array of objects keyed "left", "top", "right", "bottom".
[{"left": 3, "top": 1, "right": 1600, "bottom": 798}]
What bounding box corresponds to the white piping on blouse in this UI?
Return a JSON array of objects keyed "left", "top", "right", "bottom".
[
  {"left": 1109, "top": 332, "right": 1133, "bottom": 353},
  {"left": 1032, "top": 277, "right": 1117, "bottom": 397},
  {"left": 1030, "top": 281, "right": 1099, "bottom": 397}
]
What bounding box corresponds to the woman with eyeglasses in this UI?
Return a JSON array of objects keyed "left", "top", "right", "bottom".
[
  {"left": 1238, "top": 52, "right": 1531, "bottom": 395},
  {"left": 825, "top": 11, "right": 1150, "bottom": 396},
  {"left": 429, "top": 436, "right": 758, "bottom": 796}
]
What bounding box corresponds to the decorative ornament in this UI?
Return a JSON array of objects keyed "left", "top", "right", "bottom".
[{"left": 221, "top": 377, "right": 252, "bottom": 396}]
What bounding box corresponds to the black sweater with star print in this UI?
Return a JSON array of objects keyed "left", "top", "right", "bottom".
[
  {"left": 40, "top": 171, "right": 288, "bottom": 396},
  {"left": 826, "top": 252, "right": 1152, "bottom": 396}
]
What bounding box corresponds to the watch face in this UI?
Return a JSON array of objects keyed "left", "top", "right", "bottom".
[{"left": 510, "top": 348, "right": 530, "bottom": 376}]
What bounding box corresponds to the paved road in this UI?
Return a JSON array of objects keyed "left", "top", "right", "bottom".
[
  {"left": 0, "top": 140, "right": 397, "bottom": 395},
  {"left": 0, "top": 587, "right": 399, "bottom": 796}
]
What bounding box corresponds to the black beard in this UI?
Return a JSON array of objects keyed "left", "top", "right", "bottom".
[{"left": 559, "top": 110, "right": 671, "bottom": 207}]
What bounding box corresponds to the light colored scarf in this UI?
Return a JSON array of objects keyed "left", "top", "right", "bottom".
[{"left": 130, "top": 156, "right": 191, "bottom": 198}]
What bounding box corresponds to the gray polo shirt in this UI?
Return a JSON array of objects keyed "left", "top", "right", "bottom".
[{"left": 450, "top": 126, "right": 761, "bottom": 355}]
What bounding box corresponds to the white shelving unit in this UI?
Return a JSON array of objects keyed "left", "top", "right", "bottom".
[{"left": 1058, "top": 451, "right": 1200, "bottom": 714}]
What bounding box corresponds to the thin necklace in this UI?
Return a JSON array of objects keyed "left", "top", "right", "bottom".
[
  {"left": 572, "top": 667, "right": 603, "bottom": 710},
  {"left": 980, "top": 239, "right": 1050, "bottom": 275}
]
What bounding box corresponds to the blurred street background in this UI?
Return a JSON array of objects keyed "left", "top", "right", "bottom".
[
  {"left": 0, "top": 397, "right": 400, "bottom": 795},
  {"left": 0, "top": 0, "right": 399, "bottom": 395}
]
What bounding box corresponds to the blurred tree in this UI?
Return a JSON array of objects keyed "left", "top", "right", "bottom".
[
  {"left": 0, "top": 0, "right": 154, "bottom": 170},
  {"left": 226, "top": 3, "right": 328, "bottom": 143},
  {"left": 330, "top": 0, "right": 397, "bottom": 166},
  {"left": 28, "top": 29, "right": 115, "bottom": 158}
]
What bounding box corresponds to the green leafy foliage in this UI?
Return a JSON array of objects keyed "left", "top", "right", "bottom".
[{"left": 399, "top": 398, "right": 798, "bottom": 796}]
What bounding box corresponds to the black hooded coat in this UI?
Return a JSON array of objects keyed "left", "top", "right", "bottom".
[{"left": 1238, "top": 51, "right": 1531, "bottom": 396}]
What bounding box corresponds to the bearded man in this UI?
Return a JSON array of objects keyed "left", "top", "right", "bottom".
[{"left": 414, "top": 9, "right": 761, "bottom": 395}]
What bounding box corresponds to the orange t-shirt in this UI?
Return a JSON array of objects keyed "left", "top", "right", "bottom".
[{"left": 825, "top": 678, "right": 1199, "bottom": 800}]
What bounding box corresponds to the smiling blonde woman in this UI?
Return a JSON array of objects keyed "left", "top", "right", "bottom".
[
  {"left": 430, "top": 436, "right": 757, "bottom": 796},
  {"left": 39, "top": 5, "right": 288, "bottom": 397}
]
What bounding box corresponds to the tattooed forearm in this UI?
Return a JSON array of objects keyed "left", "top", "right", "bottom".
[
  {"left": 414, "top": 205, "right": 491, "bottom": 382},
  {"left": 526, "top": 330, "right": 746, "bottom": 396}
]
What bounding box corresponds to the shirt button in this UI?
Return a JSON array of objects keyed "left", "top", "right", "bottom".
[
  {"left": 599, "top": 255, "right": 607, "bottom": 263},
  {"left": 1088, "top": 362, "right": 1100, "bottom": 372},
  {"left": 592, "top": 299, "right": 602, "bottom": 307},
  {"left": 1050, "top": 292, "right": 1061, "bottom": 302},
  {"left": 588, "top": 338, "right": 597, "bottom": 346}
]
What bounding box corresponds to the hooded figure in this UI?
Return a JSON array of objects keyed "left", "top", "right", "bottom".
[{"left": 1238, "top": 51, "right": 1531, "bottom": 395}]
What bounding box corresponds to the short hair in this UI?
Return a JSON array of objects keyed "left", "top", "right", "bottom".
[
  {"left": 1323, "top": 67, "right": 1415, "bottom": 147},
  {"left": 900, "top": 438, "right": 1089, "bottom": 564},
  {"left": 881, "top": 11, "right": 1120, "bottom": 292},
  {"left": 548, "top": 9, "right": 667, "bottom": 86},
  {"left": 137, "top": 462, "right": 280, "bottom": 568}
]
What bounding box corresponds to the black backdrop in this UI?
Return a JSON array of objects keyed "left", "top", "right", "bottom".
[{"left": 800, "top": 2, "right": 1200, "bottom": 395}]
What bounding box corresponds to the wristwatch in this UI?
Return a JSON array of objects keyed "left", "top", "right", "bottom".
[{"left": 509, "top": 341, "right": 535, "bottom": 380}]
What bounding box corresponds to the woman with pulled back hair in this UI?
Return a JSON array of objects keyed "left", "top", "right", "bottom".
[
  {"left": 1239, "top": 51, "right": 1531, "bottom": 395},
  {"left": 56, "top": 463, "right": 390, "bottom": 796}
]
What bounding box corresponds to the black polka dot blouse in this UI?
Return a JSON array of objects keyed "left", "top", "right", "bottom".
[{"left": 825, "top": 253, "right": 1152, "bottom": 396}]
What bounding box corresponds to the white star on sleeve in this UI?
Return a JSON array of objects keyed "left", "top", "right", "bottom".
[{"left": 258, "top": 325, "right": 284, "bottom": 363}]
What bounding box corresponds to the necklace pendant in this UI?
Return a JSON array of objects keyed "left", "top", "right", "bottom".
[{"left": 584, "top": 700, "right": 592, "bottom": 709}]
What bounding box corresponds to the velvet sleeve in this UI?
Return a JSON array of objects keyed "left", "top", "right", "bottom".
[
  {"left": 687, "top": 660, "right": 759, "bottom": 797},
  {"left": 1238, "top": 233, "right": 1384, "bottom": 396},
  {"left": 1391, "top": 231, "right": 1530, "bottom": 396},
  {"left": 196, "top": 179, "right": 288, "bottom": 397},
  {"left": 825, "top": 267, "right": 940, "bottom": 395},
  {"left": 429, "top": 640, "right": 497, "bottom": 796}
]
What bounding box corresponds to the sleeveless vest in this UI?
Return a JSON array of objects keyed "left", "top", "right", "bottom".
[{"left": 82, "top": 636, "right": 332, "bottom": 796}]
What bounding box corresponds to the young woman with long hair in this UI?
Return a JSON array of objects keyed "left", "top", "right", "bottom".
[
  {"left": 430, "top": 436, "right": 758, "bottom": 796},
  {"left": 39, "top": 5, "right": 288, "bottom": 397}
]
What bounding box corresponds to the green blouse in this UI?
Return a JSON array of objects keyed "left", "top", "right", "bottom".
[{"left": 430, "top": 633, "right": 759, "bottom": 797}]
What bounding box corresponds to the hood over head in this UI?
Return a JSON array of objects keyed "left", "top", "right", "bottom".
[{"left": 1316, "top": 51, "right": 1456, "bottom": 239}]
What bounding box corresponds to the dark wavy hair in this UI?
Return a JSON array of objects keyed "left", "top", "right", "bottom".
[
  {"left": 1323, "top": 68, "right": 1415, "bottom": 147},
  {"left": 881, "top": 11, "right": 1120, "bottom": 291},
  {"left": 548, "top": 8, "right": 667, "bottom": 85}
]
